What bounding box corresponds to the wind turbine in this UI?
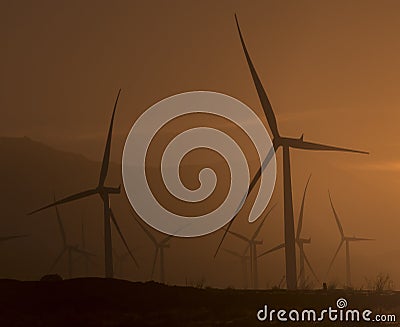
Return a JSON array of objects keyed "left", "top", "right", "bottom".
[
  {"left": 49, "top": 203, "right": 95, "bottom": 278},
  {"left": 296, "top": 175, "right": 319, "bottom": 287},
  {"left": 327, "top": 192, "right": 374, "bottom": 287},
  {"left": 133, "top": 216, "right": 173, "bottom": 284},
  {"left": 28, "top": 90, "right": 139, "bottom": 278},
  {"left": 80, "top": 216, "right": 97, "bottom": 277},
  {"left": 225, "top": 203, "right": 276, "bottom": 289},
  {"left": 223, "top": 248, "right": 250, "bottom": 289},
  {"left": 112, "top": 248, "right": 128, "bottom": 277},
  {"left": 215, "top": 15, "right": 368, "bottom": 290},
  {"left": 257, "top": 242, "right": 285, "bottom": 288}
]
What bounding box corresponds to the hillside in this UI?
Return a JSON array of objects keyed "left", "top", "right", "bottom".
[{"left": 1, "top": 278, "right": 399, "bottom": 326}]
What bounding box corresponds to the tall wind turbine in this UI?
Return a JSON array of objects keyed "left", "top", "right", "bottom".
[
  {"left": 327, "top": 192, "right": 374, "bottom": 287},
  {"left": 49, "top": 204, "right": 95, "bottom": 278},
  {"left": 134, "top": 216, "right": 173, "bottom": 284},
  {"left": 223, "top": 248, "right": 250, "bottom": 289},
  {"left": 215, "top": 15, "right": 368, "bottom": 290},
  {"left": 296, "top": 175, "right": 319, "bottom": 287},
  {"left": 28, "top": 90, "right": 139, "bottom": 278},
  {"left": 225, "top": 204, "right": 276, "bottom": 289}
]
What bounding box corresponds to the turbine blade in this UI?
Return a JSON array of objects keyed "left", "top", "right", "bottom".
[
  {"left": 297, "top": 265, "right": 304, "bottom": 283},
  {"left": 56, "top": 211, "right": 66, "bottom": 247},
  {"left": 110, "top": 208, "right": 139, "bottom": 269},
  {"left": 235, "top": 14, "right": 280, "bottom": 139},
  {"left": 151, "top": 248, "right": 159, "bottom": 279},
  {"left": 328, "top": 191, "right": 345, "bottom": 238},
  {"left": 159, "top": 223, "right": 191, "bottom": 245},
  {"left": 222, "top": 248, "right": 242, "bottom": 258},
  {"left": 242, "top": 243, "right": 250, "bottom": 256},
  {"left": 99, "top": 89, "right": 121, "bottom": 187},
  {"left": 47, "top": 247, "right": 66, "bottom": 275},
  {"left": 131, "top": 213, "right": 158, "bottom": 245},
  {"left": 72, "top": 247, "right": 95, "bottom": 257},
  {"left": 160, "top": 234, "right": 174, "bottom": 246},
  {"left": 296, "top": 174, "right": 312, "bottom": 240},
  {"left": 289, "top": 139, "right": 368, "bottom": 154},
  {"left": 224, "top": 229, "right": 250, "bottom": 243},
  {"left": 28, "top": 189, "right": 98, "bottom": 215},
  {"left": 0, "top": 234, "right": 29, "bottom": 243},
  {"left": 214, "top": 145, "right": 276, "bottom": 258},
  {"left": 251, "top": 202, "right": 277, "bottom": 240},
  {"left": 81, "top": 217, "right": 85, "bottom": 249},
  {"left": 258, "top": 243, "right": 285, "bottom": 258},
  {"left": 348, "top": 237, "right": 375, "bottom": 242},
  {"left": 54, "top": 197, "right": 66, "bottom": 247},
  {"left": 303, "top": 251, "right": 319, "bottom": 282},
  {"left": 327, "top": 240, "right": 344, "bottom": 274}
]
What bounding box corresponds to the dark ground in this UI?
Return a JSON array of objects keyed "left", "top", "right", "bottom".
[{"left": 1, "top": 278, "right": 399, "bottom": 326}]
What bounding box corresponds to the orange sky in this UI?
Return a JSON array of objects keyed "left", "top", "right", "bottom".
[{"left": 1, "top": 0, "right": 400, "bottom": 287}]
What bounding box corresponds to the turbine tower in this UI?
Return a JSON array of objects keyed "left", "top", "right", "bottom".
[
  {"left": 327, "top": 192, "right": 374, "bottom": 287},
  {"left": 296, "top": 175, "right": 319, "bottom": 287},
  {"left": 216, "top": 15, "right": 368, "bottom": 290},
  {"left": 225, "top": 204, "right": 276, "bottom": 289},
  {"left": 223, "top": 248, "right": 250, "bottom": 289},
  {"left": 29, "top": 90, "right": 139, "bottom": 278},
  {"left": 134, "top": 216, "right": 173, "bottom": 284},
  {"left": 49, "top": 203, "right": 95, "bottom": 278}
]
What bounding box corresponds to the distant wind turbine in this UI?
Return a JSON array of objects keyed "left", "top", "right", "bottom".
[
  {"left": 327, "top": 192, "right": 374, "bottom": 287},
  {"left": 48, "top": 203, "right": 95, "bottom": 278},
  {"left": 215, "top": 15, "right": 368, "bottom": 290},
  {"left": 225, "top": 203, "right": 276, "bottom": 289},
  {"left": 113, "top": 249, "right": 129, "bottom": 278},
  {"left": 223, "top": 248, "right": 250, "bottom": 289},
  {"left": 296, "top": 175, "right": 319, "bottom": 287},
  {"left": 257, "top": 242, "right": 285, "bottom": 288},
  {"left": 79, "top": 216, "right": 98, "bottom": 277},
  {"left": 28, "top": 90, "right": 139, "bottom": 278},
  {"left": 133, "top": 216, "right": 173, "bottom": 284}
]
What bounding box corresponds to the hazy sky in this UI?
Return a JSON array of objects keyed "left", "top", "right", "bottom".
[{"left": 2, "top": 0, "right": 400, "bottom": 286}]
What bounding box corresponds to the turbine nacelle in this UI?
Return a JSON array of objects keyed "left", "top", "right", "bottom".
[
  {"left": 97, "top": 185, "right": 121, "bottom": 196},
  {"left": 344, "top": 236, "right": 374, "bottom": 242},
  {"left": 297, "top": 237, "right": 311, "bottom": 244}
]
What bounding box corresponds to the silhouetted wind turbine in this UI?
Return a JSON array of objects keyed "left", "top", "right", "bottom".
[
  {"left": 113, "top": 249, "right": 129, "bottom": 277},
  {"left": 296, "top": 175, "right": 319, "bottom": 287},
  {"left": 80, "top": 216, "right": 97, "bottom": 277},
  {"left": 28, "top": 90, "right": 139, "bottom": 278},
  {"left": 223, "top": 248, "right": 250, "bottom": 289},
  {"left": 225, "top": 204, "right": 276, "bottom": 289},
  {"left": 327, "top": 192, "right": 374, "bottom": 287},
  {"left": 215, "top": 15, "right": 368, "bottom": 290},
  {"left": 257, "top": 242, "right": 285, "bottom": 287},
  {"left": 134, "top": 216, "right": 173, "bottom": 284},
  {"left": 49, "top": 203, "right": 95, "bottom": 278}
]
